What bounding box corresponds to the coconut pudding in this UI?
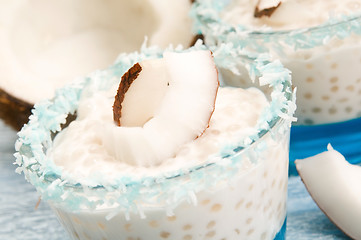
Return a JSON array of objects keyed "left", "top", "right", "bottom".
[
  {"left": 0, "top": 0, "right": 195, "bottom": 130},
  {"left": 192, "top": 0, "right": 361, "bottom": 125},
  {"left": 15, "top": 46, "right": 295, "bottom": 240}
]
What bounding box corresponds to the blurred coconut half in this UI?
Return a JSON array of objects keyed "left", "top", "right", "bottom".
[{"left": 0, "top": 0, "right": 195, "bottom": 130}]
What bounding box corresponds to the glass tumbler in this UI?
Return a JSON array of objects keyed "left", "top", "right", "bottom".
[
  {"left": 192, "top": 1, "right": 361, "bottom": 174},
  {"left": 15, "top": 45, "right": 295, "bottom": 239}
]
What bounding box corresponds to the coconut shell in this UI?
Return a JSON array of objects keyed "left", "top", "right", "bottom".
[
  {"left": 113, "top": 63, "right": 142, "bottom": 126},
  {"left": 254, "top": 1, "right": 282, "bottom": 18},
  {"left": 0, "top": 88, "right": 33, "bottom": 131}
]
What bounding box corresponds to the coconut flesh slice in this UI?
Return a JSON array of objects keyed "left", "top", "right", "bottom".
[
  {"left": 295, "top": 144, "right": 361, "bottom": 239},
  {"left": 254, "top": 0, "right": 282, "bottom": 18},
  {"left": 0, "top": 0, "right": 195, "bottom": 130},
  {"left": 108, "top": 50, "right": 218, "bottom": 167}
]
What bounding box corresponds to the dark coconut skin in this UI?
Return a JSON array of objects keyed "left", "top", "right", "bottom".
[
  {"left": 254, "top": 1, "right": 282, "bottom": 18},
  {"left": 0, "top": 88, "right": 33, "bottom": 131},
  {"left": 113, "top": 63, "right": 142, "bottom": 127}
]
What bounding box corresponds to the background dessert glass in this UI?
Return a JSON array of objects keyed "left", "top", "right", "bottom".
[
  {"left": 191, "top": 1, "right": 361, "bottom": 175},
  {"left": 15, "top": 45, "right": 295, "bottom": 239}
]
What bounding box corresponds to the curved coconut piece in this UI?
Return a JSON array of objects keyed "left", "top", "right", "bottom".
[
  {"left": 110, "top": 50, "right": 219, "bottom": 167},
  {"left": 0, "top": 88, "right": 32, "bottom": 130},
  {"left": 254, "top": 0, "right": 313, "bottom": 27},
  {"left": 0, "top": 0, "right": 195, "bottom": 130},
  {"left": 254, "top": 0, "right": 282, "bottom": 18},
  {"left": 295, "top": 144, "right": 361, "bottom": 240}
]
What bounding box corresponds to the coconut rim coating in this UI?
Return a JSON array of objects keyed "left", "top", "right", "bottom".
[
  {"left": 191, "top": 1, "right": 361, "bottom": 53},
  {"left": 14, "top": 42, "right": 295, "bottom": 214}
]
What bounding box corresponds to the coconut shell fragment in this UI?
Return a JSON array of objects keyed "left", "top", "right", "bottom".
[
  {"left": 113, "top": 63, "right": 142, "bottom": 126},
  {"left": 296, "top": 145, "right": 361, "bottom": 239},
  {"left": 0, "top": 88, "right": 33, "bottom": 131},
  {"left": 254, "top": 0, "right": 282, "bottom": 18}
]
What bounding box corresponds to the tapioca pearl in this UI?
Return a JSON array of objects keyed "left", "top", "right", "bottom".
[
  {"left": 338, "top": 97, "right": 349, "bottom": 103},
  {"left": 330, "top": 62, "right": 338, "bottom": 69},
  {"left": 234, "top": 228, "right": 240, "bottom": 235},
  {"left": 322, "top": 95, "right": 330, "bottom": 101},
  {"left": 260, "top": 189, "right": 267, "bottom": 198},
  {"left": 345, "top": 106, "right": 353, "bottom": 113},
  {"left": 271, "top": 179, "right": 276, "bottom": 188},
  {"left": 346, "top": 85, "right": 355, "bottom": 92},
  {"left": 331, "top": 85, "right": 339, "bottom": 92},
  {"left": 263, "top": 204, "right": 270, "bottom": 213},
  {"left": 235, "top": 199, "right": 244, "bottom": 210},
  {"left": 160, "top": 231, "right": 171, "bottom": 239},
  {"left": 245, "top": 217, "right": 253, "bottom": 225},
  {"left": 329, "top": 107, "right": 338, "bottom": 115},
  {"left": 330, "top": 77, "right": 339, "bottom": 83},
  {"left": 128, "top": 237, "right": 143, "bottom": 240},
  {"left": 304, "top": 119, "right": 314, "bottom": 125},
  {"left": 207, "top": 220, "right": 216, "bottom": 229},
  {"left": 306, "top": 63, "right": 313, "bottom": 69},
  {"left": 304, "top": 93, "right": 312, "bottom": 99},
  {"left": 182, "top": 224, "right": 192, "bottom": 231},
  {"left": 266, "top": 200, "right": 274, "bottom": 217},
  {"left": 205, "top": 231, "right": 216, "bottom": 238},
  {"left": 277, "top": 208, "right": 284, "bottom": 221},
  {"left": 247, "top": 228, "right": 255, "bottom": 236},
  {"left": 211, "top": 203, "right": 222, "bottom": 212},
  {"left": 183, "top": 235, "right": 193, "bottom": 240},
  {"left": 248, "top": 184, "right": 254, "bottom": 191},
  {"left": 312, "top": 107, "right": 322, "bottom": 113},
  {"left": 167, "top": 216, "right": 177, "bottom": 222},
  {"left": 124, "top": 223, "right": 132, "bottom": 232},
  {"left": 260, "top": 232, "right": 267, "bottom": 240},
  {"left": 306, "top": 77, "right": 314, "bottom": 83},
  {"left": 201, "top": 199, "right": 211, "bottom": 206},
  {"left": 278, "top": 179, "right": 285, "bottom": 190},
  {"left": 245, "top": 201, "right": 253, "bottom": 209},
  {"left": 97, "top": 222, "right": 106, "bottom": 230},
  {"left": 149, "top": 220, "right": 159, "bottom": 228}
]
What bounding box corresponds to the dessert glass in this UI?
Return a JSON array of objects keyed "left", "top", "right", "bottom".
[
  {"left": 191, "top": 1, "right": 361, "bottom": 174},
  {"left": 15, "top": 45, "right": 295, "bottom": 240}
]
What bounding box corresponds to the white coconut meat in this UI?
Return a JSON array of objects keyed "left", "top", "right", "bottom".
[
  {"left": 0, "top": 0, "right": 194, "bottom": 129},
  {"left": 256, "top": 0, "right": 282, "bottom": 11},
  {"left": 108, "top": 50, "right": 219, "bottom": 167},
  {"left": 295, "top": 144, "right": 361, "bottom": 240}
]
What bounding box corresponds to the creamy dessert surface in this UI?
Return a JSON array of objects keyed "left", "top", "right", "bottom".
[
  {"left": 50, "top": 86, "right": 269, "bottom": 183},
  {"left": 222, "top": 0, "right": 361, "bottom": 30},
  {"left": 48, "top": 84, "right": 289, "bottom": 240}
]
